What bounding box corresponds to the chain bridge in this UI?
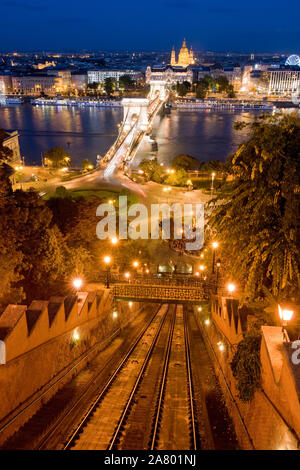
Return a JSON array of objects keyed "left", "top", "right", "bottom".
[{"left": 103, "top": 81, "right": 168, "bottom": 177}]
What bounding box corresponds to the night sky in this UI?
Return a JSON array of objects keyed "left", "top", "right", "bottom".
[{"left": 1, "top": 0, "right": 300, "bottom": 53}]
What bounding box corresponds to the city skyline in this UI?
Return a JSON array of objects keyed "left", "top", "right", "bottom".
[{"left": 1, "top": 0, "right": 300, "bottom": 53}]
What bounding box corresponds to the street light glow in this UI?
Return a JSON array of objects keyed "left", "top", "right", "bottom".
[
  {"left": 124, "top": 271, "right": 131, "bottom": 279},
  {"left": 104, "top": 255, "right": 111, "bottom": 264},
  {"left": 111, "top": 237, "right": 118, "bottom": 245},
  {"left": 212, "top": 241, "right": 219, "bottom": 249},
  {"left": 278, "top": 304, "right": 294, "bottom": 324},
  {"left": 73, "top": 278, "right": 83, "bottom": 290},
  {"left": 227, "top": 283, "right": 236, "bottom": 293},
  {"left": 133, "top": 260, "right": 139, "bottom": 268}
]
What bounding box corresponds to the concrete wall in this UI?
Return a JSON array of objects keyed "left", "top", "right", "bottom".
[
  {"left": 194, "top": 296, "right": 300, "bottom": 450},
  {"left": 0, "top": 290, "right": 145, "bottom": 443}
]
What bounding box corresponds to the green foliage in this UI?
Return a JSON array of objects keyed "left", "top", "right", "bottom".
[
  {"left": 194, "top": 75, "right": 235, "bottom": 98},
  {"left": 44, "top": 146, "right": 71, "bottom": 168},
  {"left": 231, "top": 334, "right": 262, "bottom": 402},
  {"left": 139, "top": 158, "right": 164, "bottom": 183},
  {"left": 81, "top": 159, "right": 94, "bottom": 171},
  {"left": 176, "top": 82, "right": 188, "bottom": 97},
  {"left": 165, "top": 168, "right": 188, "bottom": 186},
  {"left": 210, "top": 113, "right": 300, "bottom": 302},
  {"left": 171, "top": 154, "right": 200, "bottom": 171},
  {"left": 104, "top": 77, "right": 117, "bottom": 95},
  {"left": 119, "top": 74, "right": 134, "bottom": 90}
]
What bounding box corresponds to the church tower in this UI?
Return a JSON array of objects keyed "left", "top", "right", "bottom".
[
  {"left": 189, "top": 46, "right": 194, "bottom": 64},
  {"left": 169, "top": 40, "right": 194, "bottom": 67},
  {"left": 171, "top": 46, "right": 176, "bottom": 66}
]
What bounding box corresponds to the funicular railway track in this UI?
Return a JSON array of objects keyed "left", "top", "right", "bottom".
[
  {"left": 65, "top": 304, "right": 199, "bottom": 450},
  {"left": 2, "top": 303, "right": 203, "bottom": 450}
]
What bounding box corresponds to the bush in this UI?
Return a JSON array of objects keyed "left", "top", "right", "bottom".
[{"left": 230, "top": 334, "right": 262, "bottom": 402}]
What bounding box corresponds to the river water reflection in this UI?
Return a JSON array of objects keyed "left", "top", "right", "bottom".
[{"left": 0, "top": 104, "right": 263, "bottom": 167}]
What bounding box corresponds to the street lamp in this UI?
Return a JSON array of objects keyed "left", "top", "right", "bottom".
[
  {"left": 211, "top": 172, "right": 216, "bottom": 197},
  {"left": 211, "top": 241, "right": 219, "bottom": 274},
  {"left": 73, "top": 277, "right": 83, "bottom": 295},
  {"left": 124, "top": 271, "right": 131, "bottom": 282},
  {"left": 278, "top": 304, "right": 294, "bottom": 340},
  {"left": 132, "top": 260, "right": 139, "bottom": 268},
  {"left": 104, "top": 255, "right": 112, "bottom": 288},
  {"left": 110, "top": 236, "right": 118, "bottom": 245},
  {"left": 227, "top": 283, "right": 236, "bottom": 296}
]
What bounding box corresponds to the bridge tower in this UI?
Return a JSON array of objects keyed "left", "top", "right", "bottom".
[
  {"left": 122, "top": 98, "right": 149, "bottom": 132},
  {"left": 149, "top": 80, "right": 167, "bottom": 101}
]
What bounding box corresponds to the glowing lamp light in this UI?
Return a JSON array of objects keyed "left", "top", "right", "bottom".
[
  {"left": 278, "top": 304, "right": 294, "bottom": 325},
  {"left": 217, "top": 341, "right": 225, "bottom": 352},
  {"left": 124, "top": 272, "right": 131, "bottom": 279},
  {"left": 73, "top": 278, "right": 83, "bottom": 290},
  {"left": 111, "top": 237, "right": 118, "bottom": 245},
  {"left": 128, "top": 301, "right": 133, "bottom": 307},
  {"left": 112, "top": 310, "right": 118, "bottom": 319},
  {"left": 197, "top": 306, "right": 202, "bottom": 312},
  {"left": 212, "top": 241, "right": 219, "bottom": 249},
  {"left": 104, "top": 255, "right": 111, "bottom": 264},
  {"left": 199, "top": 265, "right": 205, "bottom": 271},
  {"left": 195, "top": 271, "right": 200, "bottom": 277},
  {"left": 145, "top": 269, "right": 149, "bottom": 274},
  {"left": 204, "top": 319, "right": 210, "bottom": 326},
  {"left": 227, "top": 283, "right": 236, "bottom": 294},
  {"left": 133, "top": 260, "right": 139, "bottom": 268},
  {"left": 73, "top": 330, "right": 80, "bottom": 341}
]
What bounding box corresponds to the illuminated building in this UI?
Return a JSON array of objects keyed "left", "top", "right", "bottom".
[
  {"left": 87, "top": 70, "right": 143, "bottom": 87},
  {"left": 170, "top": 39, "right": 195, "bottom": 67},
  {"left": 2, "top": 131, "right": 21, "bottom": 165},
  {"left": 268, "top": 69, "right": 300, "bottom": 95},
  {"left": 146, "top": 65, "right": 193, "bottom": 85}
]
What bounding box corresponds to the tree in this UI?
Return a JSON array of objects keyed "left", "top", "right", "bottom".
[
  {"left": 139, "top": 158, "right": 164, "bottom": 183},
  {"left": 172, "top": 154, "right": 200, "bottom": 172},
  {"left": 209, "top": 113, "right": 300, "bottom": 303},
  {"left": 119, "top": 74, "right": 134, "bottom": 90},
  {"left": 176, "top": 82, "right": 188, "bottom": 97},
  {"left": 44, "top": 146, "right": 71, "bottom": 168},
  {"left": 165, "top": 168, "right": 189, "bottom": 186},
  {"left": 104, "top": 77, "right": 117, "bottom": 95},
  {"left": 82, "top": 159, "right": 94, "bottom": 171},
  {"left": 196, "top": 83, "right": 207, "bottom": 100},
  {"left": 216, "top": 75, "right": 230, "bottom": 93}
]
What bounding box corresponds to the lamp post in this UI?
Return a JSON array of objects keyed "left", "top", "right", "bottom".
[
  {"left": 278, "top": 304, "right": 294, "bottom": 341},
  {"left": 216, "top": 258, "right": 221, "bottom": 292},
  {"left": 104, "top": 255, "right": 112, "bottom": 288},
  {"left": 211, "top": 241, "right": 219, "bottom": 274},
  {"left": 211, "top": 172, "right": 216, "bottom": 197}
]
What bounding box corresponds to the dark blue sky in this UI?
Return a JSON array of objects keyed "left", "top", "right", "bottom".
[{"left": 1, "top": 0, "right": 300, "bottom": 53}]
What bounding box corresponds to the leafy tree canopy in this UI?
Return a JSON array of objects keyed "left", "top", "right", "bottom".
[
  {"left": 44, "top": 146, "right": 71, "bottom": 168},
  {"left": 171, "top": 154, "right": 200, "bottom": 171},
  {"left": 209, "top": 113, "right": 300, "bottom": 303}
]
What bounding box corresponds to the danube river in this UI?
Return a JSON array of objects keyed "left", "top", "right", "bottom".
[{"left": 0, "top": 103, "right": 262, "bottom": 167}]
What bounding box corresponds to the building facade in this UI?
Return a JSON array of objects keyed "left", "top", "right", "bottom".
[
  {"left": 145, "top": 65, "right": 194, "bottom": 85},
  {"left": 11, "top": 75, "right": 57, "bottom": 95},
  {"left": 87, "top": 69, "right": 143, "bottom": 86},
  {"left": 268, "top": 69, "right": 300, "bottom": 96},
  {"left": 3, "top": 131, "right": 21, "bottom": 165}
]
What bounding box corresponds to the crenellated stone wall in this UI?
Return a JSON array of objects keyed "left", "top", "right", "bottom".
[
  {"left": 0, "top": 289, "right": 146, "bottom": 444},
  {"left": 194, "top": 296, "right": 300, "bottom": 450}
]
